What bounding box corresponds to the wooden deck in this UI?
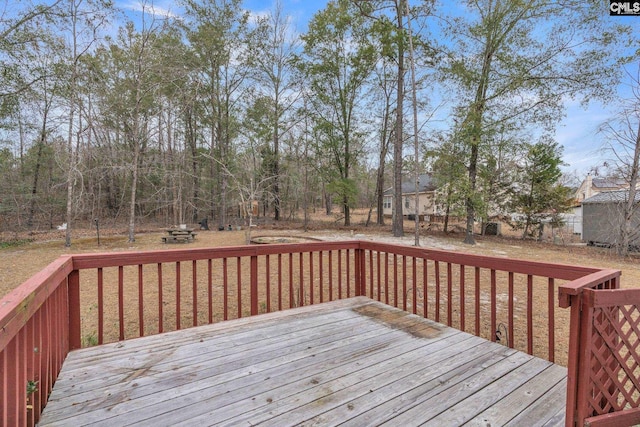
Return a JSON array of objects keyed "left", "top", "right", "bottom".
[{"left": 39, "top": 297, "right": 567, "bottom": 426}]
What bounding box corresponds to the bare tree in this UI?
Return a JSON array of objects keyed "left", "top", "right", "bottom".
[{"left": 599, "top": 64, "right": 640, "bottom": 256}]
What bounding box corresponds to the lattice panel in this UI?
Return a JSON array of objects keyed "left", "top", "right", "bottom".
[{"left": 588, "top": 304, "right": 640, "bottom": 416}]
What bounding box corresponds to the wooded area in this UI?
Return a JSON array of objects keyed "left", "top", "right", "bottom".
[{"left": 0, "top": 0, "right": 636, "bottom": 245}]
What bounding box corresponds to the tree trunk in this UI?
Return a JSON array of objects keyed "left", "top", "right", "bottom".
[
  {"left": 27, "top": 127, "right": 47, "bottom": 228},
  {"left": 128, "top": 140, "right": 139, "bottom": 243},
  {"left": 392, "top": 0, "right": 406, "bottom": 238},
  {"left": 273, "top": 97, "right": 281, "bottom": 221},
  {"left": 464, "top": 142, "right": 479, "bottom": 244},
  {"left": 619, "top": 121, "right": 640, "bottom": 256}
]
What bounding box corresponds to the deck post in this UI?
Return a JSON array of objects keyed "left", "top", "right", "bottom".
[{"left": 68, "top": 270, "right": 81, "bottom": 350}]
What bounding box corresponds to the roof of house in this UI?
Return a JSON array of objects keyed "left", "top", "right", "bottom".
[
  {"left": 591, "top": 178, "right": 628, "bottom": 189},
  {"left": 582, "top": 189, "right": 640, "bottom": 204},
  {"left": 383, "top": 173, "right": 437, "bottom": 196}
]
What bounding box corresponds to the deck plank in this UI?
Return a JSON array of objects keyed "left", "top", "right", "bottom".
[
  {"left": 39, "top": 297, "right": 567, "bottom": 427},
  {"left": 466, "top": 364, "right": 568, "bottom": 426},
  {"left": 327, "top": 341, "right": 519, "bottom": 427},
  {"left": 206, "top": 335, "right": 481, "bottom": 427},
  {"left": 504, "top": 379, "right": 568, "bottom": 427}
]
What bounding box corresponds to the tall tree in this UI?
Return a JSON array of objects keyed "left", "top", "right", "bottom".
[
  {"left": 60, "top": 0, "right": 111, "bottom": 247},
  {"left": 431, "top": 129, "right": 467, "bottom": 233},
  {"left": 599, "top": 64, "right": 640, "bottom": 256},
  {"left": 91, "top": 17, "right": 165, "bottom": 242},
  {"left": 391, "top": 0, "right": 407, "bottom": 237},
  {"left": 300, "top": 0, "right": 376, "bottom": 226},
  {"left": 249, "top": 1, "right": 300, "bottom": 221},
  {"left": 181, "top": 0, "right": 252, "bottom": 230},
  {"left": 442, "top": 0, "right": 630, "bottom": 244},
  {"left": 0, "top": 0, "right": 63, "bottom": 114},
  {"left": 511, "top": 139, "right": 569, "bottom": 239}
]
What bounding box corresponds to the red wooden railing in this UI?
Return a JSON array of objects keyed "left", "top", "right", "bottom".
[
  {"left": 0, "top": 256, "right": 74, "bottom": 427},
  {"left": 0, "top": 240, "right": 629, "bottom": 426},
  {"left": 559, "top": 281, "right": 640, "bottom": 427}
]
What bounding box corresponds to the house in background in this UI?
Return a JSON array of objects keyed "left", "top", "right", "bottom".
[
  {"left": 574, "top": 174, "right": 629, "bottom": 204},
  {"left": 573, "top": 175, "right": 639, "bottom": 239},
  {"left": 571, "top": 175, "right": 629, "bottom": 237},
  {"left": 383, "top": 173, "right": 438, "bottom": 220},
  {"left": 581, "top": 189, "right": 640, "bottom": 250}
]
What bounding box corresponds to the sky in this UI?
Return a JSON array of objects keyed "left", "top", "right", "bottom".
[{"left": 115, "top": 0, "right": 639, "bottom": 182}]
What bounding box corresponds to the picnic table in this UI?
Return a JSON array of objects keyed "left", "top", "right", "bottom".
[{"left": 162, "top": 228, "right": 197, "bottom": 243}]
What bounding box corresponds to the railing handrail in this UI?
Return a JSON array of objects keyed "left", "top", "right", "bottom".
[
  {"left": 0, "top": 239, "right": 626, "bottom": 427},
  {"left": 64, "top": 239, "right": 602, "bottom": 279},
  {"left": 358, "top": 241, "right": 602, "bottom": 280},
  {"left": 558, "top": 269, "right": 622, "bottom": 308},
  {"left": 69, "top": 240, "right": 363, "bottom": 269},
  {"left": 0, "top": 241, "right": 609, "bottom": 355},
  {"left": 0, "top": 255, "right": 74, "bottom": 349}
]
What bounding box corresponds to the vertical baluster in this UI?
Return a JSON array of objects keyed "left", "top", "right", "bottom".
[
  {"left": 250, "top": 255, "right": 258, "bottom": 316},
  {"left": 385, "top": 252, "right": 389, "bottom": 305},
  {"left": 97, "top": 268, "right": 104, "bottom": 344},
  {"left": 309, "top": 251, "right": 314, "bottom": 306},
  {"left": 460, "top": 264, "right": 465, "bottom": 331},
  {"left": 223, "top": 258, "right": 228, "bottom": 321},
  {"left": 289, "top": 253, "right": 294, "bottom": 308},
  {"left": 266, "top": 255, "right": 271, "bottom": 313},
  {"left": 119, "top": 266, "right": 125, "bottom": 339},
  {"left": 377, "top": 251, "right": 381, "bottom": 302},
  {"left": 369, "top": 250, "right": 374, "bottom": 298},
  {"left": 346, "top": 249, "right": 350, "bottom": 298},
  {"left": 176, "top": 262, "right": 181, "bottom": 330},
  {"left": 319, "top": 251, "right": 324, "bottom": 303},
  {"left": 138, "top": 264, "right": 144, "bottom": 336},
  {"left": 548, "top": 277, "right": 555, "bottom": 362},
  {"left": 423, "top": 258, "right": 428, "bottom": 318},
  {"left": 412, "top": 257, "right": 417, "bottom": 315},
  {"left": 26, "top": 317, "right": 35, "bottom": 426},
  {"left": 32, "top": 310, "right": 42, "bottom": 425},
  {"left": 5, "top": 336, "right": 18, "bottom": 426},
  {"left": 508, "top": 271, "right": 514, "bottom": 348},
  {"left": 527, "top": 274, "right": 533, "bottom": 355},
  {"left": 278, "top": 254, "right": 283, "bottom": 311},
  {"left": 299, "top": 252, "right": 304, "bottom": 306},
  {"left": 338, "top": 250, "right": 343, "bottom": 299},
  {"left": 237, "top": 257, "right": 242, "bottom": 318},
  {"left": 435, "top": 261, "right": 441, "bottom": 322},
  {"left": 329, "top": 250, "right": 334, "bottom": 301},
  {"left": 158, "top": 263, "right": 164, "bottom": 333},
  {"left": 447, "top": 263, "right": 453, "bottom": 327},
  {"left": 491, "top": 269, "right": 497, "bottom": 342},
  {"left": 192, "top": 260, "right": 198, "bottom": 327},
  {"left": 402, "top": 255, "right": 407, "bottom": 311},
  {"left": 475, "top": 267, "right": 481, "bottom": 337},
  {"left": 207, "top": 259, "right": 213, "bottom": 324},
  {"left": 393, "top": 254, "right": 398, "bottom": 308}
]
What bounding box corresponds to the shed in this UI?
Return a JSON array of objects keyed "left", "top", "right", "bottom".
[{"left": 581, "top": 190, "right": 640, "bottom": 250}]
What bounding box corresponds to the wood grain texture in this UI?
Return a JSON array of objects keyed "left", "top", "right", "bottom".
[{"left": 39, "top": 297, "right": 566, "bottom": 426}]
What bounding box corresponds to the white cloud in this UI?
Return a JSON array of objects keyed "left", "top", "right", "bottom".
[{"left": 118, "top": 0, "right": 180, "bottom": 19}]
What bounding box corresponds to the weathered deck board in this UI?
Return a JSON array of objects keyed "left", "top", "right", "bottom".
[{"left": 39, "top": 297, "right": 567, "bottom": 426}]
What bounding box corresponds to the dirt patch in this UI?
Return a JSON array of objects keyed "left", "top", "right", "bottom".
[{"left": 251, "top": 235, "right": 322, "bottom": 244}]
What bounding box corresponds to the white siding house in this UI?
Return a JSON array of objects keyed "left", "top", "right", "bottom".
[{"left": 382, "top": 174, "right": 438, "bottom": 220}]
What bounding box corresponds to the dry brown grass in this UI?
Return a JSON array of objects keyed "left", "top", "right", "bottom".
[{"left": 2, "top": 210, "right": 639, "bottom": 368}]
